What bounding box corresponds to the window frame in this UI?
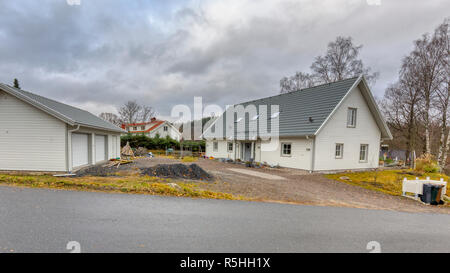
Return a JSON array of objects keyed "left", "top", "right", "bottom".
[
  {"left": 227, "top": 142, "right": 233, "bottom": 152},
  {"left": 335, "top": 143, "right": 344, "bottom": 159},
  {"left": 281, "top": 143, "right": 292, "bottom": 157},
  {"left": 347, "top": 108, "right": 357, "bottom": 128},
  {"left": 213, "top": 141, "right": 219, "bottom": 152},
  {"left": 163, "top": 126, "right": 168, "bottom": 132},
  {"left": 359, "top": 144, "right": 369, "bottom": 162}
]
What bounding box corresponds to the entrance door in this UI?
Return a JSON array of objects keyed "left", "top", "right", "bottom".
[{"left": 244, "top": 143, "right": 252, "bottom": 161}]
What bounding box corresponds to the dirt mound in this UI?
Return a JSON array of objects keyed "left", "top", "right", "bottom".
[
  {"left": 141, "top": 164, "right": 213, "bottom": 181},
  {"left": 75, "top": 165, "right": 119, "bottom": 177}
]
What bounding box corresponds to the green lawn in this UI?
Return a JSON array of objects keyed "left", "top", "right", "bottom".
[{"left": 326, "top": 169, "right": 449, "bottom": 199}]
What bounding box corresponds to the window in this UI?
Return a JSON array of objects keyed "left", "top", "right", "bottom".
[
  {"left": 227, "top": 142, "right": 233, "bottom": 152},
  {"left": 164, "top": 126, "right": 168, "bottom": 132},
  {"left": 213, "top": 142, "right": 218, "bottom": 152},
  {"left": 281, "top": 143, "right": 292, "bottom": 156},
  {"left": 133, "top": 127, "right": 137, "bottom": 131},
  {"left": 335, "top": 144, "right": 344, "bottom": 159},
  {"left": 141, "top": 126, "right": 145, "bottom": 130},
  {"left": 347, "top": 108, "right": 357, "bottom": 128},
  {"left": 360, "top": 144, "right": 368, "bottom": 162}
]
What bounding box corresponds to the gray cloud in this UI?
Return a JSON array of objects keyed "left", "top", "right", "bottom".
[{"left": 0, "top": 0, "right": 448, "bottom": 119}]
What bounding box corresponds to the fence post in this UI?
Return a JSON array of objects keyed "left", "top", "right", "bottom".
[{"left": 402, "top": 178, "right": 407, "bottom": 196}]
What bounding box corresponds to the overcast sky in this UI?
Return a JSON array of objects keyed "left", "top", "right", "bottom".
[{"left": 0, "top": 0, "right": 448, "bottom": 120}]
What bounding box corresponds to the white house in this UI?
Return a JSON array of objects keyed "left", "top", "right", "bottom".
[
  {"left": 122, "top": 118, "right": 182, "bottom": 141},
  {"left": 0, "top": 83, "right": 125, "bottom": 172},
  {"left": 203, "top": 76, "right": 393, "bottom": 172}
]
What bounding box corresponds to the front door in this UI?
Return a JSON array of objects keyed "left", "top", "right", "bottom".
[{"left": 244, "top": 143, "right": 252, "bottom": 161}]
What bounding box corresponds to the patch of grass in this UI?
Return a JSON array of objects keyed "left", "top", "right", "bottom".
[
  {"left": 181, "top": 156, "right": 198, "bottom": 163},
  {"left": 326, "top": 169, "right": 449, "bottom": 200},
  {"left": 157, "top": 155, "right": 178, "bottom": 160},
  {"left": 0, "top": 174, "right": 241, "bottom": 201}
]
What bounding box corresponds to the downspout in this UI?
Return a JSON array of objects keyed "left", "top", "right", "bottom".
[
  {"left": 67, "top": 124, "right": 81, "bottom": 173},
  {"left": 310, "top": 135, "right": 316, "bottom": 173}
]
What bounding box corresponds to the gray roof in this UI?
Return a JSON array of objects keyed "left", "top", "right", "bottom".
[
  {"left": 0, "top": 83, "right": 126, "bottom": 133},
  {"left": 205, "top": 76, "right": 392, "bottom": 139}
]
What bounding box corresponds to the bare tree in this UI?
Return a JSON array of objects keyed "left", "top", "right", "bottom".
[
  {"left": 280, "top": 36, "right": 378, "bottom": 93},
  {"left": 408, "top": 28, "right": 446, "bottom": 154},
  {"left": 433, "top": 19, "right": 450, "bottom": 168},
  {"left": 382, "top": 74, "right": 421, "bottom": 165},
  {"left": 280, "top": 72, "right": 315, "bottom": 94},
  {"left": 99, "top": 112, "right": 122, "bottom": 126},
  {"left": 118, "top": 100, "right": 142, "bottom": 124},
  {"left": 140, "top": 105, "right": 156, "bottom": 122}
]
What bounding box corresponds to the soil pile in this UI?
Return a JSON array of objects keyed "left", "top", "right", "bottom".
[{"left": 141, "top": 164, "right": 213, "bottom": 181}]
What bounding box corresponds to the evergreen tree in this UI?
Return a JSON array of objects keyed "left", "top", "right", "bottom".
[{"left": 13, "top": 78, "right": 20, "bottom": 89}]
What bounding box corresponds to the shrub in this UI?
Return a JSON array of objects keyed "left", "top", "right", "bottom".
[
  {"left": 415, "top": 153, "right": 440, "bottom": 173},
  {"left": 121, "top": 135, "right": 180, "bottom": 150}
]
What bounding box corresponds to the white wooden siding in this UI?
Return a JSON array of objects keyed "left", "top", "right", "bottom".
[
  {"left": 205, "top": 140, "right": 233, "bottom": 159},
  {"left": 314, "top": 86, "right": 381, "bottom": 171},
  {"left": 205, "top": 138, "right": 312, "bottom": 170},
  {"left": 259, "top": 138, "right": 312, "bottom": 169},
  {"left": 148, "top": 123, "right": 181, "bottom": 141},
  {"left": 0, "top": 90, "right": 67, "bottom": 171}
]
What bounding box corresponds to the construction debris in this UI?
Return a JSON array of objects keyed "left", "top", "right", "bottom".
[
  {"left": 76, "top": 159, "right": 135, "bottom": 177},
  {"left": 141, "top": 164, "right": 213, "bottom": 181},
  {"left": 121, "top": 141, "right": 134, "bottom": 157},
  {"left": 134, "top": 147, "right": 148, "bottom": 156},
  {"left": 103, "top": 159, "right": 133, "bottom": 168}
]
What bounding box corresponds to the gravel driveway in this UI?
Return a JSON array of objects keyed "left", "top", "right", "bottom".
[
  {"left": 194, "top": 159, "right": 450, "bottom": 214},
  {"left": 85, "top": 157, "right": 450, "bottom": 214}
]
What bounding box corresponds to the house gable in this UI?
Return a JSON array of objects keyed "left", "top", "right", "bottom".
[
  {"left": 0, "top": 90, "right": 67, "bottom": 171},
  {"left": 313, "top": 84, "right": 382, "bottom": 171}
]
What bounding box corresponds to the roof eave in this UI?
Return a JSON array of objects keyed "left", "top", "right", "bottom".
[
  {"left": 75, "top": 122, "right": 127, "bottom": 133},
  {"left": 0, "top": 84, "right": 76, "bottom": 126}
]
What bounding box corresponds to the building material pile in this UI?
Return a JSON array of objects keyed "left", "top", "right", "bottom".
[
  {"left": 141, "top": 164, "right": 213, "bottom": 181},
  {"left": 121, "top": 142, "right": 134, "bottom": 157}
]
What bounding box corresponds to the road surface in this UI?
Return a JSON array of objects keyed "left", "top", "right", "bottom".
[{"left": 0, "top": 185, "right": 449, "bottom": 253}]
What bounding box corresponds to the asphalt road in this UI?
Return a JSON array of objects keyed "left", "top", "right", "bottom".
[{"left": 0, "top": 185, "right": 449, "bottom": 253}]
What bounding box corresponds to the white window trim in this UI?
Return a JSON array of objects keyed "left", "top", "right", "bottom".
[
  {"left": 281, "top": 143, "right": 292, "bottom": 157},
  {"left": 227, "top": 142, "right": 233, "bottom": 152},
  {"left": 335, "top": 143, "right": 344, "bottom": 159},
  {"left": 359, "top": 144, "right": 369, "bottom": 163},
  {"left": 347, "top": 108, "right": 357, "bottom": 128}
]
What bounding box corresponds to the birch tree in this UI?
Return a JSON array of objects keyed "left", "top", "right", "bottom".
[
  {"left": 280, "top": 36, "right": 378, "bottom": 93},
  {"left": 409, "top": 30, "right": 445, "bottom": 154},
  {"left": 434, "top": 19, "right": 450, "bottom": 168}
]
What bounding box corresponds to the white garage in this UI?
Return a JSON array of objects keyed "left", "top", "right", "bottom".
[
  {"left": 0, "top": 83, "right": 126, "bottom": 172},
  {"left": 95, "top": 135, "right": 107, "bottom": 163}
]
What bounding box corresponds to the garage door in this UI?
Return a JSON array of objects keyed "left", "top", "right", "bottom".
[
  {"left": 72, "top": 133, "right": 89, "bottom": 168},
  {"left": 95, "top": 135, "right": 106, "bottom": 162}
]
